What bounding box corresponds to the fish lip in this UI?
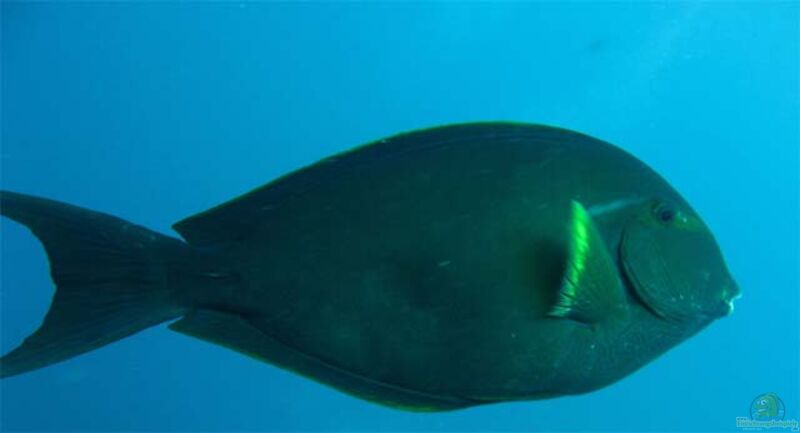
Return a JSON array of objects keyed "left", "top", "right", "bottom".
[
  {"left": 721, "top": 300, "right": 735, "bottom": 317},
  {"left": 723, "top": 290, "right": 743, "bottom": 316},
  {"left": 714, "top": 283, "right": 742, "bottom": 317}
]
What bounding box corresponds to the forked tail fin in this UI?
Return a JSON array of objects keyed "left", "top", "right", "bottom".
[{"left": 0, "top": 190, "right": 191, "bottom": 378}]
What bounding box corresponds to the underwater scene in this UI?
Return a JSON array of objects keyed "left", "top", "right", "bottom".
[{"left": 1, "top": 2, "right": 798, "bottom": 432}]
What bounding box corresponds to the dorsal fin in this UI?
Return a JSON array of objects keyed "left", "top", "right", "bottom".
[{"left": 173, "top": 122, "right": 593, "bottom": 246}]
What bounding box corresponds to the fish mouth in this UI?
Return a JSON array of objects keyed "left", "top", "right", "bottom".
[{"left": 719, "top": 282, "right": 742, "bottom": 317}]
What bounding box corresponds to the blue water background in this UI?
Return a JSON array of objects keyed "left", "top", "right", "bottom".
[{"left": 1, "top": 2, "right": 797, "bottom": 431}]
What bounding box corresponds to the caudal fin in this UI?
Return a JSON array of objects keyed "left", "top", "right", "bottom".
[{"left": 0, "top": 190, "right": 190, "bottom": 378}]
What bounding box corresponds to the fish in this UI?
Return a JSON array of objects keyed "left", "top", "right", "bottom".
[
  {"left": 751, "top": 393, "right": 784, "bottom": 420},
  {"left": 0, "top": 122, "right": 740, "bottom": 411}
]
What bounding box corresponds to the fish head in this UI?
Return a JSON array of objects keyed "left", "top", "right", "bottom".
[
  {"left": 754, "top": 393, "right": 781, "bottom": 417},
  {"left": 619, "top": 198, "right": 740, "bottom": 324}
]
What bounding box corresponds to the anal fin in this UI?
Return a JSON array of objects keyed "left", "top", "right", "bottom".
[{"left": 169, "top": 309, "right": 475, "bottom": 411}]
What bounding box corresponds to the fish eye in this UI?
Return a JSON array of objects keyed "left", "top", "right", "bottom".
[{"left": 653, "top": 202, "right": 677, "bottom": 224}]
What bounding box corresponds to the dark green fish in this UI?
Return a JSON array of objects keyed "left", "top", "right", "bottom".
[{"left": 0, "top": 122, "right": 739, "bottom": 411}]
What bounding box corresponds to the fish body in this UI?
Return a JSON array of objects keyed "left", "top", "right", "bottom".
[{"left": 0, "top": 122, "right": 739, "bottom": 411}]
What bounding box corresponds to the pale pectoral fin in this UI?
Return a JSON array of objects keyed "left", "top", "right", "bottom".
[{"left": 547, "top": 201, "right": 625, "bottom": 324}]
